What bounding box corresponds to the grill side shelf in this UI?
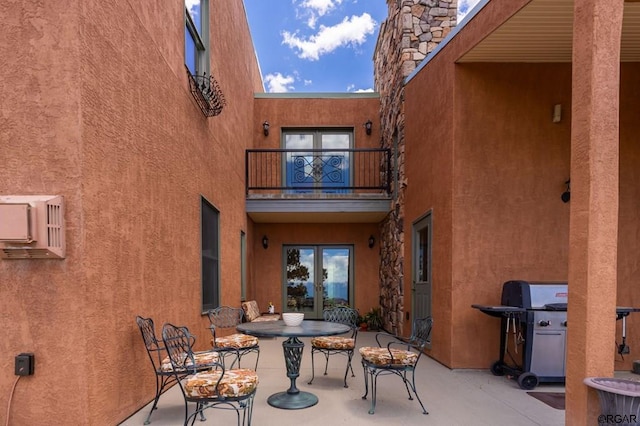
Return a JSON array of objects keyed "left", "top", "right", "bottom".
[{"left": 471, "top": 304, "right": 526, "bottom": 318}]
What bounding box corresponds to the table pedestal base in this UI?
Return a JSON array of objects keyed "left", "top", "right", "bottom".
[
  {"left": 267, "top": 336, "right": 319, "bottom": 409},
  {"left": 267, "top": 391, "right": 318, "bottom": 409}
]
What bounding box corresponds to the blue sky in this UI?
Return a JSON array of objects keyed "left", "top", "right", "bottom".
[{"left": 243, "top": 0, "right": 482, "bottom": 93}]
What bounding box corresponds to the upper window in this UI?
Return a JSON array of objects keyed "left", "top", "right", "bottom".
[
  {"left": 282, "top": 129, "right": 353, "bottom": 193},
  {"left": 201, "top": 196, "right": 219, "bottom": 312},
  {"left": 185, "top": 0, "right": 209, "bottom": 76}
]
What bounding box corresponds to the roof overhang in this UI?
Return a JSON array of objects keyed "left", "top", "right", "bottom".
[{"left": 458, "top": 0, "right": 640, "bottom": 63}]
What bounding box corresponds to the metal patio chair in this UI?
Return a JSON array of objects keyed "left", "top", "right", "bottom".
[
  {"left": 207, "top": 306, "right": 260, "bottom": 370},
  {"left": 136, "top": 316, "right": 176, "bottom": 425},
  {"left": 162, "top": 323, "right": 258, "bottom": 426},
  {"left": 359, "top": 316, "right": 433, "bottom": 415},
  {"left": 308, "top": 306, "right": 359, "bottom": 388},
  {"left": 135, "top": 316, "right": 219, "bottom": 424}
]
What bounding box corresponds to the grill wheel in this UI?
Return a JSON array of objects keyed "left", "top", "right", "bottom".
[
  {"left": 490, "top": 361, "right": 505, "bottom": 376},
  {"left": 517, "top": 372, "right": 539, "bottom": 390}
]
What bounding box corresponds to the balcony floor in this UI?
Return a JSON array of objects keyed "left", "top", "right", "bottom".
[{"left": 122, "top": 331, "right": 565, "bottom": 425}]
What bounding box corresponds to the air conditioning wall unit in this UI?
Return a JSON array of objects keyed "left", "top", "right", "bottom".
[{"left": 0, "top": 195, "right": 65, "bottom": 259}]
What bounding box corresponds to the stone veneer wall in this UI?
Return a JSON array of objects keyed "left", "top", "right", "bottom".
[{"left": 374, "top": 0, "right": 456, "bottom": 335}]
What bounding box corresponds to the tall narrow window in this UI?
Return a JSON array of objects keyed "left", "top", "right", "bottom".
[
  {"left": 201, "top": 197, "right": 219, "bottom": 311},
  {"left": 185, "top": 0, "right": 209, "bottom": 76},
  {"left": 240, "top": 231, "right": 247, "bottom": 301}
]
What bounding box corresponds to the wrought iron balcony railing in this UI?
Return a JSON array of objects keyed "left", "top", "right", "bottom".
[{"left": 246, "top": 148, "right": 391, "bottom": 196}]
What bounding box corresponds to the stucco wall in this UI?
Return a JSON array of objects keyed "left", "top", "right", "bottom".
[
  {"left": 250, "top": 95, "right": 383, "bottom": 317},
  {"left": 406, "top": 59, "right": 640, "bottom": 370},
  {"left": 616, "top": 63, "right": 640, "bottom": 371},
  {"left": 452, "top": 63, "right": 572, "bottom": 368},
  {"left": 0, "top": 0, "right": 262, "bottom": 424},
  {"left": 251, "top": 223, "right": 381, "bottom": 316},
  {"left": 253, "top": 95, "right": 380, "bottom": 146}
]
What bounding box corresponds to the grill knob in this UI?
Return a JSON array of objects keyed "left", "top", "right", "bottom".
[
  {"left": 538, "top": 320, "right": 551, "bottom": 327},
  {"left": 561, "top": 321, "right": 568, "bottom": 327}
]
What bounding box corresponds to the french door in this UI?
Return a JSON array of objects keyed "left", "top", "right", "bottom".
[
  {"left": 284, "top": 245, "right": 353, "bottom": 319},
  {"left": 283, "top": 130, "right": 352, "bottom": 193}
]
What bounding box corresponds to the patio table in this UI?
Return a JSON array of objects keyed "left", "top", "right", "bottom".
[{"left": 237, "top": 320, "right": 350, "bottom": 409}]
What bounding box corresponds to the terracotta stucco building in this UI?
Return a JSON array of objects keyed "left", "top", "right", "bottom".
[{"left": 1, "top": 0, "right": 639, "bottom": 424}]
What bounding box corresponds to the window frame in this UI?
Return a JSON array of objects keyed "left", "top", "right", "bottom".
[
  {"left": 185, "top": 0, "right": 210, "bottom": 77},
  {"left": 281, "top": 128, "right": 354, "bottom": 193},
  {"left": 201, "top": 196, "right": 220, "bottom": 312}
]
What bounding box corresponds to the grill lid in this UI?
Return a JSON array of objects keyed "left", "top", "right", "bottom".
[
  {"left": 544, "top": 303, "right": 568, "bottom": 311},
  {"left": 502, "top": 280, "right": 568, "bottom": 309}
]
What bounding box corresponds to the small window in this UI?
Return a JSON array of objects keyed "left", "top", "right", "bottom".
[
  {"left": 185, "top": 0, "right": 209, "bottom": 76},
  {"left": 201, "top": 196, "right": 219, "bottom": 311}
]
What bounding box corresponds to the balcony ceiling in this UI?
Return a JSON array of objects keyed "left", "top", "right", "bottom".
[
  {"left": 458, "top": 0, "right": 640, "bottom": 63},
  {"left": 246, "top": 197, "right": 391, "bottom": 223}
]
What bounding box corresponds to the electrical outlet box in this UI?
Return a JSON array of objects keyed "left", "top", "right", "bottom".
[{"left": 15, "top": 353, "right": 34, "bottom": 376}]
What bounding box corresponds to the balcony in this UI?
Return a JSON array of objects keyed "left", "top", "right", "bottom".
[{"left": 246, "top": 148, "right": 392, "bottom": 223}]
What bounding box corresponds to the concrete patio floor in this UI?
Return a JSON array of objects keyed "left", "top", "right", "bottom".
[{"left": 122, "top": 331, "right": 565, "bottom": 425}]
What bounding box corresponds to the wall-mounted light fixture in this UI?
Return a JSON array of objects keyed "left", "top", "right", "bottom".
[
  {"left": 552, "top": 104, "right": 562, "bottom": 123},
  {"left": 368, "top": 235, "right": 375, "bottom": 248},
  {"left": 262, "top": 235, "right": 269, "bottom": 249},
  {"left": 364, "top": 120, "right": 372, "bottom": 135},
  {"left": 263, "top": 121, "right": 270, "bottom": 136},
  {"left": 561, "top": 179, "right": 571, "bottom": 203}
]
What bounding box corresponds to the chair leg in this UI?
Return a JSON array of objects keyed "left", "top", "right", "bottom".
[
  {"left": 253, "top": 348, "right": 260, "bottom": 371},
  {"left": 342, "top": 350, "right": 354, "bottom": 388},
  {"left": 401, "top": 371, "right": 413, "bottom": 400},
  {"left": 361, "top": 362, "right": 370, "bottom": 400},
  {"left": 144, "top": 374, "right": 172, "bottom": 425},
  {"left": 368, "top": 369, "right": 378, "bottom": 415},
  {"left": 410, "top": 370, "right": 428, "bottom": 415},
  {"left": 308, "top": 348, "right": 316, "bottom": 385}
]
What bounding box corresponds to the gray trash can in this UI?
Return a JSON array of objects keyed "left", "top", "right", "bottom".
[{"left": 584, "top": 377, "right": 640, "bottom": 426}]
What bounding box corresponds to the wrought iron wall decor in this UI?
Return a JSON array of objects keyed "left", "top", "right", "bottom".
[
  {"left": 292, "top": 155, "right": 344, "bottom": 185},
  {"left": 186, "top": 70, "right": 226, "bottom": 117}
]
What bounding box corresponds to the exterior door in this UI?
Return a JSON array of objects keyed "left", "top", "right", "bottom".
[
  {"left": 284, "top": 245, "right": 353, "bottom": 319},
  {"left": 413, "top": 213, "right": 432, "bottom": 344}
]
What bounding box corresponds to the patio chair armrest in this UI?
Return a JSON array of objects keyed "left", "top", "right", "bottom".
[{"left": 374, "top": 331, "right": 405, "bottom": 348}]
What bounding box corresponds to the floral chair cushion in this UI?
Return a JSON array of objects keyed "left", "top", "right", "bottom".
[
  {"left": 184, "top": 368, "right": 259, "bottom": 398},
  {"left": 212, "top": 333, "right": 259, "bottom": 349},
  {"left": 161, "top": 350, "right": 219, "bottom": 372},
  {"left": 241, "top": 300, "right": 280, "bottom": 322},
  {"left": 310, "top": 336, "right": 355, "bottom": 350},
  {"left": 241, "top": 301, "right": 261, "bottom": 322},
  {"left": 359, "top": 347, "right": 418, "bottom": 367},
  {"left": 252, "top": 314, "right": 280, "bottom": 322}
]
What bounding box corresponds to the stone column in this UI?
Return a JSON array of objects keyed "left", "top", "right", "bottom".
[
  {"left": 565, "top": 0, "right": 623, "bottom": 424},
  {"left": 374, "top": 0, "right": 456, "bottom": 335}
]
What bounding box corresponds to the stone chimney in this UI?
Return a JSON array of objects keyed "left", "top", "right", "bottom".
[{"left": 373, "top": 0, "right": 456, "bottom": 335}]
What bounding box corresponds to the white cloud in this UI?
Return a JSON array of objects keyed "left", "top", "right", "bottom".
[
  {"left": 300, "top": 0, "right": 343, "bottom": 16},
  {"left": 458, "top": 0, "right": 482, "bottom": 23},
  {"left": 282, "top": 13, "right": 377, "bottom": 60},
  {"left": 304, "top": 79, "right": 313, "bottom": 86},
  {"left": 265, "top": 72, "right": 296, "bottom": 93},
  {"left": 184, "top": 0, "right": 199, "bottom": 15},
  {"left": 354, "top": 88, "right": 373, "bottom": 93}
]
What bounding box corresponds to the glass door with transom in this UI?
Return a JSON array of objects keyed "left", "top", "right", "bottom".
[
  {"left": 284, "top": 246, "right": 353, "bottom": 319},
  {"left": 283, "top": 130, "right": 352, "bottom": 193},
  {"left": 412, "top": 213, "right": 432, "bottom": 346}
]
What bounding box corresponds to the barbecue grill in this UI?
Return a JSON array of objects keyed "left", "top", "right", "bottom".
[{"left": 472, "top": 280, "right": 640, "bottom": 390}]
